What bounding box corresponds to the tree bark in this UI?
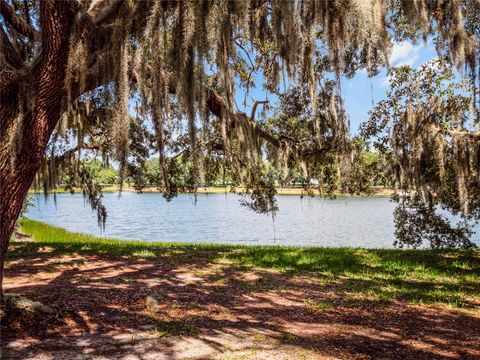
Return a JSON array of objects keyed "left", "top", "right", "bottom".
[{"left": 0, "top": 0, "right": 77, "bottom": 298}]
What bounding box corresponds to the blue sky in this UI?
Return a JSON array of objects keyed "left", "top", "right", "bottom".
[{"left": 234, "top": 40, "right": 439, "bottom": 135}]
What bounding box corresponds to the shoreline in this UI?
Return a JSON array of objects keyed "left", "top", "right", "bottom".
[{"left": 17, "top": 218, "right": 478, "bottom": 254}]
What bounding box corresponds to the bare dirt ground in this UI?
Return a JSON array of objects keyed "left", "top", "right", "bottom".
[{"left": 1, "top": 239, "right": 480, "bottom": 359}]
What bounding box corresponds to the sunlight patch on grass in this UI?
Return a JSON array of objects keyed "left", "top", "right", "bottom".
[{"left": 132, "top": 249, "right": 157, "bottom": 258}]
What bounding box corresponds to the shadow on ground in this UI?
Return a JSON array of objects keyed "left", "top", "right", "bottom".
[{"left": 1, "top": 240, "right": 480, "bottom": 359}]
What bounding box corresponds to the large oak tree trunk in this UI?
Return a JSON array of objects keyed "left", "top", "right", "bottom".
[{"left": 0, "top": 0, "right": 77, "bottom": 298}]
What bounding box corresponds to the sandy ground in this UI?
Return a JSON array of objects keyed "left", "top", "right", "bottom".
[{"left": 1, "top": 240, "right": 479, "bottom": 359}]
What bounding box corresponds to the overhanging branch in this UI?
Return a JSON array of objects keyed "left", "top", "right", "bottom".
[{"left": 0, "top": 0, "right": 39, "bottom": 40}]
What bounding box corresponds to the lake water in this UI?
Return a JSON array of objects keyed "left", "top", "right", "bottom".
[{"left": 26, "top": 192, "right": 479, "bottom": 248}]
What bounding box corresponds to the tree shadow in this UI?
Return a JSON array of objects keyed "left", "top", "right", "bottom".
[{"left": 2, "top": 241, "right": 480, "bottom": 359}]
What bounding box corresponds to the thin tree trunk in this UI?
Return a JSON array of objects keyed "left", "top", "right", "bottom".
[{"left": 0, "top": 0, "right": 77, "bottom": 299}]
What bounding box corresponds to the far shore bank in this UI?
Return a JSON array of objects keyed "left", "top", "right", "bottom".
[{"left": 28, "top": 185, "right": 395, "bottom": 196}]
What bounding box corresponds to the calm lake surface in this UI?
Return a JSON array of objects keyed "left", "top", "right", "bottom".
[{"left": 27, "top": 192, "right": 479, "bottom": 248}]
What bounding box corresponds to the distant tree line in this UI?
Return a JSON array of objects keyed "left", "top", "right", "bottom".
[{"left": 58, "top": 141, "right": 394, "bottom": 194}]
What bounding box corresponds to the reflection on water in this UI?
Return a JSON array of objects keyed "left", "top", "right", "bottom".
[{"left": 26, "top": 192, "right": 479, "bottom": 248}]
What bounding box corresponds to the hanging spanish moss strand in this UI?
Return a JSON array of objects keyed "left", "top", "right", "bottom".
[
  {"left": 453, "top": 135, "right": 471, "bottom": 216},
  {"left": 112, "top": 39, "right": 130, "bottom": 190}
]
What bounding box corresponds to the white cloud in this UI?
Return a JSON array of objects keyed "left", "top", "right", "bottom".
[
  {"left": 390, "top": 41, "right": 422, "bottom": 67},
  {"left": 379, "top": 41, "right": 427, "bottom": 88}
]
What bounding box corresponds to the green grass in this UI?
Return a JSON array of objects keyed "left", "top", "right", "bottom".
[
  {"left": 11, "top": 219, "right": 480, "bottom": 307},
  {"left": 16, "top": 218, "right": 229, "bottom": 255}
]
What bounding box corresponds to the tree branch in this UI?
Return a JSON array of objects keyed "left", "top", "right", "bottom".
[
  {"left": 205, "top": 89, "right": 281, "bottom": 148},
  {"left": 0, "top": 0, "right": 39, "bottom": 40},
  {"left": 250, "top": 100, "right": 269, "bottom": 121},
  {"left": 0, "top": 25, "right": 23, "bottom": 70},
  {"left": 54, "top": 143, "right": 100, "bottom": 163},
  {"left": 441, "top": 128, "right": 480, "bottom": 140}
]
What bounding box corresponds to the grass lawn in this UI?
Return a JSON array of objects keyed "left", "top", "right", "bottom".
[{"left": 2, "top": 219, "right": 480, "bottom": 359}]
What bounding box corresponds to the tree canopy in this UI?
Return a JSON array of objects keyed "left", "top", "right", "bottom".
[{"left": 364, "top": 60, "right": 479, "bottom": 247}]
